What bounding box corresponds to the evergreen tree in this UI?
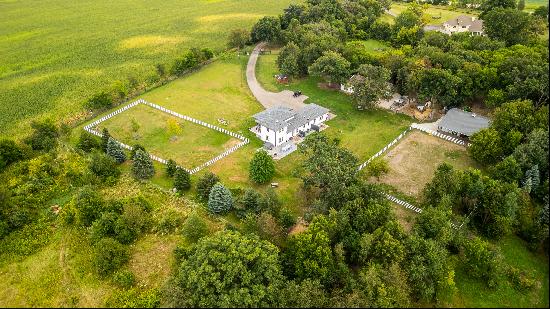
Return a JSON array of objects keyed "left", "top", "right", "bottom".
[
  {"left": 166, "top": 159, "right": 177, "bottom": 177},
  {"left": 131, "top": 149, "right": 155, "bottom": 179},
  {"left": 130, "top": 144, "right": 145, "bottom": 160},
  {"left": 517, "top": 0, "right": 525, "bottom": 10},
  {"left": 249, "top": 150, "right": 275, "bottom": 184},
  {"left": 106, "top": 138, "right": 126, "bottom": 164},
  {"left": 101, "top": 128, "right": 111, "bottom": 153},
  {"left": 196, "top": 172, "right": 220, "bottom": 201},
  {"left": 208, "top": 183, "right": 233, "bottom": 214},
  {"left": 77, "top": 130, "right": 100, "bottom": 152},
  {"left": 174, "top": 168, "right": 191, "bottom": 191}
]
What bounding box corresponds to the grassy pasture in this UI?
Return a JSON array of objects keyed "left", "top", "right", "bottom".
[
  {"left": 0, "top": 0, "right": 299, "bottom": 137},
  {"left": 389, "top": 3, "right": 476, "bottom": 25},
  {"left": 98, "top": 103, "right": 241, "bottom": 169}
]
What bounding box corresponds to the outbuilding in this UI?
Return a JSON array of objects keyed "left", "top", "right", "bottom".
[{"left": 437, "top": 108, "right": 490, "bottom": 137}]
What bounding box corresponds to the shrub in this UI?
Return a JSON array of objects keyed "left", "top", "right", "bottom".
[
  {"left": 24, "top": 119, "right": 59, "bottom": 151},
  {"left": 166, "top": 159, "right": 177, "bottom": 177},
  {"left": 196, "top": 172, "right": 220, "bottom": 201},
  {"left": 105, "top": 288, "right": 160, "bottom": 308},
  {"left": 0, "top": 139, "right": 25, "bottom": 171},
  {"left": 278, "top": 207, "right": 297, "bottom": 229},
  {"left": 112, "top": 269, "right": 136, "bottom": 289},
  {"left": 89, "top": 211, "right": 118, "bottom": 243},
  {"left": 154, "top": 209, "right": 184, "bottom": 235},
  {"left": 129, "top": 144, "right": 146, "bottom": 160},
  {"left": 366, "top": 157, "right": 390, "bottom": 180},
  {"left": 88, "top": 151, "right": 120, "bottom": 181},
  {"left": 86, "top": 92, "right": 113, "bottom": 109},
  {"left": 463, "top": 236, "right": 502, "bottom": 288},
  {"left": 207, "top": 183, "right": 233, "bottom": 214},
  {"left": 174, "top": 168, "right": 191, "bottom": 191},
  {"left": 242, "top": 188, "right": 262, "bottom": 213},
  {"left": 506, "top": 266, "right": 537, "bottom": 291},
  {"left": 114, "top": 203, "right": 151, "bottom": 244},
  {"left": 106, "top": 138, "right": 126, "bottom": 164},
  {"left": 228, "top": 28, "right": 250, "bottom": 49},
  {"left": 73, "top": 186, "right": 104, "bottom": 226},
  {"left": 249, "top": 150, "right": 275, "bottom": 184},
  {"left": 101, "top": 128, "right": 111, "bottom": 153},
  {"left": 77, "top": 131, "right": 100, "bottom": 152},
  {"left": 181, "top": 212, "right": 209, "bottom": 242},
  {"left": 131, "top": 149, "right": 155, "bottom": 180},
  {"left": 201, "top": 48, "right": 214, "bottom": 60},
  {"left": 93, "top": 237, "right": 129, "bottom": 277}
]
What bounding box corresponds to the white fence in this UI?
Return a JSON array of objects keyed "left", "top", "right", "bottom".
[
  {"left": 357, "top": 127, "right": 412, "bottom": 171},
  {"left": 83, "top": 99, "right": 249, "bottom": 174},
  {"left": 385, "top": 193, "right": 423, "bottom": 213},
  {"left": 411, "top": 123, "right": 470, "bottom": 147}
]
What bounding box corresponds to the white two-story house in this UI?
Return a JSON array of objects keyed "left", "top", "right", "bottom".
[{"left": 252, "top": 104, "right": 330, "bottom": 147}]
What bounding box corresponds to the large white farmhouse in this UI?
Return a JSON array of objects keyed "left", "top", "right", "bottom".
[
  {"left": 440, "top": 15, "right": 484, "bottom": 35},
  {"left": 252, "top": 104, "right": 330, "bottom": 148}
]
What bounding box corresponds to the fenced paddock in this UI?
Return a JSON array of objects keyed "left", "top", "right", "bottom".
[{"left": 83, "top": 99, "right": 249, "bottom": 174}]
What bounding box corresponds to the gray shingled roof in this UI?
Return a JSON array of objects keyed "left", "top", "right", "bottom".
[
  {"left": 438, "top": 108, "right": 490, "bottom": 136},
  {"left": 444, "top": 15, "right": 484, "bottom": 33},
  {"left": 253, "top": 104, "right": 330, "bottom": 131}
]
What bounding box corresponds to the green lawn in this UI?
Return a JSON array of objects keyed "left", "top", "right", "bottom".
[
  {"left": 98, "top": 103, "right": 240, "bottom": 169},
  {"left": 0, "top": 0, "right": 300, "bottom": 137},
  {"left": 525, "top": 0, "right": 548, "bottom": 11},
  {"left": 390, "top": 3, "right": 477, "bottom": 25},
  {"left": 441, "top": 236, "right": 549, "bottom": 308}
]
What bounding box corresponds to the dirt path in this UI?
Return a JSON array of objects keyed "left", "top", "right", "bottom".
[{"left": 246, "top": 42, "right": 308, "bottom": 110}]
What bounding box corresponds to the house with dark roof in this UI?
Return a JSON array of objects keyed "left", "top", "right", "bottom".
[
  {"left": 437, "top": 108, "right": 490, "bottom": 137},
  {"left": 252, "top": 104, "right": 330, "bottom": 148},
  {"left": 441, "top": 15, "right": 484, "bottom": 36}
]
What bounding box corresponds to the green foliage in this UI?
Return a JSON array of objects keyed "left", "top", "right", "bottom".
[
  {"left": 413, "top": 207, "right": 453, "bottom": 245},
  {"left": 355, "top": 263, "right": 411, "bottom": 308},
  {"left": 172, "top": 231, "right": 284, "bottom": 307},
  {"left": 106, "top": 138, "right": 126, "bottom": 164},
  {"left": 277, "top": 42, "right": 301, "bottom": 77},
  {"left": 112, "top": 269, "right": 136, "bottom": 289},
  {"left": 284, "top": 226, "right": 334, "bottom": 285},
  {"left": 131, "top": 149, "right": 155, "bottom": 180},
  {"left": 106, "top": 288, "right": 161, "bottom": 308},
  {"left": 72, "top": 185, "right": 104, "bottom": 226},
  {"left": 165, "top": 159, "right": 177, "bottom": 177},
  {"left": 463, "top": 236, "right": 503, "bottom": 288},
  {"left": 360, "top": 222, "right": 406, "bottom": 266},
  {"left": 241, "top": 188, "right": 263, "bottom": 214},
  {"left": 480, "top": 0, "right": 518, "bottom": 17},
  {"left": 299, "top": 133, "right": 359, "bottom": 209},
  {"left": 181, "top": 212, "right": 209, "bottom": 242},
  {"left": 88, "top": 151, "right": 120, "bottom": 182},
  {"left": 0, "top": 139, "right": 26, "bottom": 171},
  {"left": 469, "top": 128, "right": 503, "bottom": 164},
  {"left": 101, "top": 128, "right": 111, "bottom": 153},
  {"left": 278, "top": 207, "right": 296, "bottom": 229},
  {"left": 251, "top": 16, "right": 281, "bottom": 43},
  {"left": 489, "top": 156, "right": 522, "bottom": 184},
  {"left": 77, "top": 131, "right": 101, "bottom": 152},
  {"left": 114, "top": 203, "right": 151, "bottom": 244},
  {"left": 308, "top": 50, "right": 351, "bottom": 85},
  {"left": 86, "top": 92, "right": 113, "bottom": 109},
  {"left": 484, "top": 8, "right": 544, "bottom": 46},
  {"left": 207, "top": 183, "right": 233, "bottom": 214},
  {"left": 350, "top": 64, "right": 392, "bottom": 110},
  {"left": 365, "top": 156, "right": 390, "bottom": 179},
  {"left": 129, "top": 144, "right": 145, "bottom": 160},
  {"left": 404, "top": 236, "right": 453, "bottom": 302},
  {"left": 279, "top": 279, "right": 328, "bottom": 308},
  {"left": 24, "top": 119, "right": 59, "bottom": 151},
  {"left": 173, "top": 168, "right": 191, "bottom": 191},
  {"left": 196, "top": 172, "right": 220, "bottom": 201},
  {"left": 93, "top": 237, "right": 129, "bottom": 277},
  {"left": 249, "top": 149, "right": 275, "bottom": 184},
  {"left": 227, "top": 28, "right": 250, "bottom": 49}
]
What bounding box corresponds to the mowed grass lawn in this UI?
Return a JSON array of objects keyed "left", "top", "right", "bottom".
[
  {"left": 0, "top": 0, "right": 299, "bottom": 137},
  {"left": 98, "top": 103, "right": 241, "bottom": 169},
  {"left": 389, "top": 3, "right": 476, "bottom": 25}
]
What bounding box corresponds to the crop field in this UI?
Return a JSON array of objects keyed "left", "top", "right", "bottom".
[
  {"left": 0, "top": 0, "right": 299, "bottom": 137},
  {"left": 97, "top": 103, "right": 241, "bottom": 169}
]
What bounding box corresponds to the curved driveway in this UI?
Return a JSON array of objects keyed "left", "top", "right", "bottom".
[{"left": 246, "top": 42, "right": 307, "bottom": 110}]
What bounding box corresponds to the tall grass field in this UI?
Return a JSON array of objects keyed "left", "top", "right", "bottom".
[{"left": 0, "top": 0, "right": 298, "bottom": 136}]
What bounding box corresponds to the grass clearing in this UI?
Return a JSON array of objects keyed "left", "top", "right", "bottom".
[
  {"left": 0, "top": 0, "right": 299, "bottom": 137},
  {"left": 376, "top": 130, "right": 479, "bottom": 198},
  {"left": 390, "top": 3, "right": 476, "bottom": 25},
  {"left": 98, "top": 103, "right": 241, "bottom": 169}
]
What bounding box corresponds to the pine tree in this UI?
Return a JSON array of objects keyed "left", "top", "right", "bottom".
[
  {"left": 130, "top": 144, "right": 146, "bottom": 160},
  {"left": 166, "top": 159, "right": 177, "bottom": 177},
  {"left": 197, "top": 172, "right": 220, "bottom": 201},
  {"left": 101, "top": 128, "right": 111, "bottom": 153},
  {"left": 249, "top": 150, "right": 275, "bottom": 184},
  {"left": 106, "top": 138, "right": 126, "bottom": 163},
  {"left": 207, "top": 183, "right": 233, "bottom": 214},
  {"left": 132, "top": 149, "right": 155, "bottom": 179},
  {"left": 174, "top": 168, "right": 191, "bottom": 191}
]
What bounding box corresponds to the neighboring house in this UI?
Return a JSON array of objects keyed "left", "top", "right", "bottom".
[
  {"left": 416, "top": 101, "right": 431, "bottom": 112},
  {"left": 437, "top": 108, "right": 490, "bottom": 137},
  {"left": 440, "top": 15, "right": 484, "bottom": 35},
  {"left": 252, "top": 104, "right": 330, "bottom": 147}
]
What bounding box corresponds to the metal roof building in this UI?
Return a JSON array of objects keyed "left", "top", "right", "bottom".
[{"left": 437, "top": 108, "right": 490, "bottom": 137}]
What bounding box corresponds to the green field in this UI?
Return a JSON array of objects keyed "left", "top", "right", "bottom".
[
  {"left": 98, "top": 103, "right": 240, "bottom": 169},
  {"left": 389, "top": 3, "right": 477, "bottom": 25},
  {"left": 525, "top": 0, "right": 549, "bottom": 11},
  {"left": 0, "top": 0, "right": 299, "bottom": 137}
]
